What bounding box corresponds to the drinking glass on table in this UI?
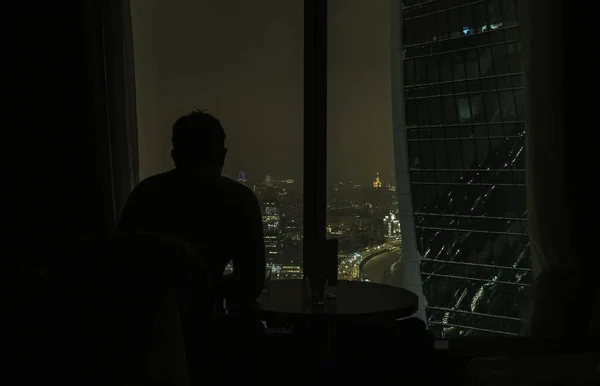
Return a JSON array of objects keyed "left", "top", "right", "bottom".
[
  {"left": 262, "top": 267, "right": 272, "bottom": 294},
  {"left": 306, "top": 276, "right": 328, "bottom": 305}
]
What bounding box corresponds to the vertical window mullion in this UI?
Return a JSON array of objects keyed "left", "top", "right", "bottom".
[{"left": 303, "top": 0, "right": 328, "bottom": 278}]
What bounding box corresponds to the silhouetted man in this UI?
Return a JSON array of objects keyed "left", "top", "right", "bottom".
[{"left": 117, "top": 110, "right": 266, "bottom": 308}]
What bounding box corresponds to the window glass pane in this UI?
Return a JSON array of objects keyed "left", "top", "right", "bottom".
[
  {"left": 131, "top": 0, "right": 303, "bottom": 280},
  {"left": 327, "top": 0, "right": 400, "bottom": 283}
]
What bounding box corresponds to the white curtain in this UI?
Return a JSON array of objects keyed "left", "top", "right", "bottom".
[
  {"left": 390, "top": 0, "right": 427, "bottom": 323},
  {"left": 102, "top": 0, "right": 140, "bottom": 226}
]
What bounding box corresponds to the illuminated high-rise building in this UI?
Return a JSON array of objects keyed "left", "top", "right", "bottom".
[
  {"left": 383, "top": 212, "right": 400, "bottom": 239},
  {"left": 391, "top": 0, "right": 531, "bottom": 336},
  {"left": 280, "top": 219, "right": 303, "bottom": 279},
  {"left": 261, "top": 198, "right": 281, "bottom": 265}
]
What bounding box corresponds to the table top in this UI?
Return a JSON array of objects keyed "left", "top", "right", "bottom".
[{"left": 258, "top": 279, "right": 418, "bottom": 323}]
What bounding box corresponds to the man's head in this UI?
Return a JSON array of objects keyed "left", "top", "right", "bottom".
[{"left": 171, "top": 110, "right": 227, "bottom": 173}]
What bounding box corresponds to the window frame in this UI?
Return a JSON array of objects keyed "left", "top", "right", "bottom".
[{"left": 302, "top": 0, "right": 328, "bottom": 278}]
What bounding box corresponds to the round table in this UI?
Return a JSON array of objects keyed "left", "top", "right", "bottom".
[{"left": 258, "top": 279, "right": 418, "bottom": 324}]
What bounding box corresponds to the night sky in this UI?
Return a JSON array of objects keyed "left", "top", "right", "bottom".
[{"left": 132, "top": 0, "right": 395, "bottom": 185}]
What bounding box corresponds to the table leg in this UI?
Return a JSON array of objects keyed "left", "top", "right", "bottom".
[
  {"left": 295, "top": 321, "right": 331, "bottom": 373},
  {"left": 325, "top": 322, "right": 331, "bottom": 369}
]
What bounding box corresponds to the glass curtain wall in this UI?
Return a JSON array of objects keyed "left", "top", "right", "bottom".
[{"left": 396, "top": 0, "right": 531, "bottom": 337}]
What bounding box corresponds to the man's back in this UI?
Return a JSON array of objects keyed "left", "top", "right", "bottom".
[{"left": 117, "top": 169, "right": 266, "bottom": 303}]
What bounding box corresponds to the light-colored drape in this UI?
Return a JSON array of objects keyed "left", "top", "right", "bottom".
[
  {"left": 102, "top": 0, "right": 140, "bottom": 225},
  {"left": 390, "top": 0, "right": 427, "bottom": 323}
]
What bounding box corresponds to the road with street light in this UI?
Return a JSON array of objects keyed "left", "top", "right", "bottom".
[{"left": 338, "top": 239, "right": 401, "bottom": 283}]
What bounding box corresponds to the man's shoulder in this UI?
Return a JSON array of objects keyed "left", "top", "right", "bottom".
[
  {"left": 131, "top": 171, "right": 258, "bottom": 203},
  {"left": 217, "top": 176, "right": 257, "bottom": 202},
  {"left": 134, "top": 170, "right": 175, "bottom": 190}
]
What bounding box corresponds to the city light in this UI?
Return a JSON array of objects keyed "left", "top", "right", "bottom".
[{"left": 251, "top": 172, "right": 402, "bottom": 282}]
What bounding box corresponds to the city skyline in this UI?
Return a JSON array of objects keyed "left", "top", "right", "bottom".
[
  {"left": 250, "top": 167, "right": 400, "bottom": 282},
  {"left": 233, "top": 170, "right": 397, "bottom": 186},
  {"left": 131, "top": 0, "right": 533, "bottom": 337}
]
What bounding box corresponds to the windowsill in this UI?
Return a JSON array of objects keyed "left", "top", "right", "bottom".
[{"left": 437, "top": 336, "right": 600, "bottom": 357}]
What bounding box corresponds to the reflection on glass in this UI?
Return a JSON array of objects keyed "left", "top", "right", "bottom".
[{"left": 397, "top": 0, "right": 531, "bottom": 337}]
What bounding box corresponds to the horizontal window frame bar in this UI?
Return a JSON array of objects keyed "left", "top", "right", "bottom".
[
  {"left": 412, "top": 168, "right": 525, "bottom": 173},
  {"left": 416, "top": 226, "right": 527, "bottom": 236},
  {"left": 405, "top": 87, "right": 525, "bottom": 100},
  {"left": 407, "top": 121, "right": 526, "bottom": 129},
  {"left": 412, "top": 181, "right": 526, "bottom": 187},
  {"left": 427, "top": 320, "right": 520, "bottom": 336},
  {"left": 405, "top": 72, "right": 525, "bottom": 90},
  {"left": 404, "top": 25, "right": 519, "bottom": 50},
  {"left": 405, "top": 39, "right": 520, "bottom": 60},
  {"left": 421, "top": 257, "right": 532, "bottom": 272},
  {"left": 404, "top": 0, "right": 485, "bottom": 21},
  {"left": 415, "top": 212, "right": 526, "bottom": 222},
  {"left": 408, "top": 135, "right": 523, "bottom": 141},
  {"left": 403, "top": 0, "right": 439, "bottom": 11},
  {"left": 421, "top": 272, "right": 531, "bottom": 286},
  {"left": 427, "top": 306, "right": 522, "bottom": 321}
]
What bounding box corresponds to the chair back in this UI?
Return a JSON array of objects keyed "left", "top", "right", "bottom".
[{"left": 100, "top": 231, "right": 215, "bottom": 386}]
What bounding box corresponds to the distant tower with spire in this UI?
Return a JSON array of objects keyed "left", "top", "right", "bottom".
[
  {"left": 237, "top": 170, "right": 247, "bottom": 185},
  {"left": 373, "top": 172, "right": 382, "bottom": 189}
]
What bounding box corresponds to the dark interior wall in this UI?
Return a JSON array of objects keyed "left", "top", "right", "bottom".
[
  {"left": 564, "top": 1, "right": 600, "bottom": 274},
  {"left": 563, "top": 1, "right": 600, "bottom": 334},
  {"left": 10, "top": 1, "right": 114, "bottom": 253},
  {"left": 521, "top": 0, "right": 600, "bottom": 337},
  {"left": 7, "top": 4, "right": 116, "bottom": 381}
]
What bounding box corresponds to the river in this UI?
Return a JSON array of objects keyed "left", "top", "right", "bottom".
[{"left": 361, "top": 247, "right": 401, "bottom": 284}]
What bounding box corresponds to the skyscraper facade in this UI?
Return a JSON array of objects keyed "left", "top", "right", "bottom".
[
  {"left": 392, "top": 0, "right": 531, "bottom": 337},
  {"left": 261, "top": 198, "right": 282, "bottom": 265}
]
